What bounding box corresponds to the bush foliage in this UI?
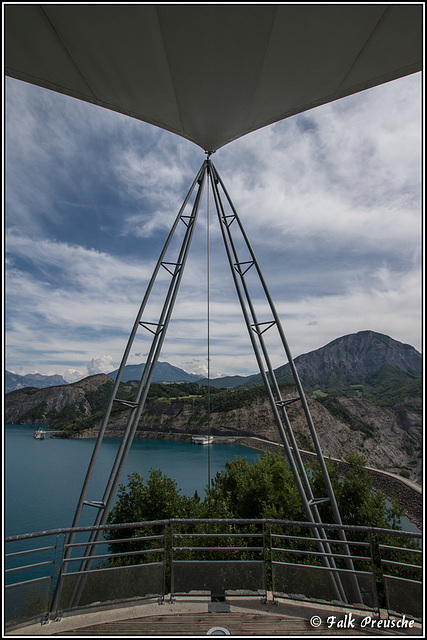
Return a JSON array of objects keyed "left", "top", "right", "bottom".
[{"left": 105, "top": 450, "right": 404, "bottom": 529}]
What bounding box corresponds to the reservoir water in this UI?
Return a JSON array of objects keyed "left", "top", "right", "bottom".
[
  {"left": 5, "top": 424, "right": 420, "bottom": 593},
  {"left": 5, "top": 424, "right": 262, "bottom": 537},
  {"left": 5, "top": 424, "right": 419, "bottom": 539}
]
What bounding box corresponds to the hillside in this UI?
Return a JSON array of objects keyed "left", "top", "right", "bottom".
[
  {"left": 5, "top": 376, "right": 422, "bottom": 484},
  {"left": 5, "top": 331, "right": 422, "bottom": 482},
  {"left": 4, "top": 374, "right": 114, "bottom": 425}
]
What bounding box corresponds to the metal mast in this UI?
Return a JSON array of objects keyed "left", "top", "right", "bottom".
[{"left": 53, "top": 159, "right": 361, "bottom": 612}]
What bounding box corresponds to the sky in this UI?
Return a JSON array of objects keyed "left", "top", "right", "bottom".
[{"left": 4, "top": 71, "right": 422, "bottom": 383}]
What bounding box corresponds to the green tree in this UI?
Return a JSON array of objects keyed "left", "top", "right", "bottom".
[
  {"left": 103, "top": 451, "right": 420, "bottom": 602},
  {"left": 309, "top": 452, "right": 404, "bottom": 529},
  {"left": 106, "top": 469, "right": 202, "bottom": 536},
  {"left": 205, "top": 450, "right": 304, "bottom": 521}
]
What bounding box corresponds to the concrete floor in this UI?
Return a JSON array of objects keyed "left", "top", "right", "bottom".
[{"left": 6, "top": 595, "right": 423, "bottom": 637}]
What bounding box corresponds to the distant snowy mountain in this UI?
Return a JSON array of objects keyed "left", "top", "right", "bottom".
[{"left": 5, "top": 371, "right": 68, "bottom": 394}]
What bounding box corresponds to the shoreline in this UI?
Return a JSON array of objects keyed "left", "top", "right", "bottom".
[{"left": 15, "top": 424, "right": 423, "bottom": 531}]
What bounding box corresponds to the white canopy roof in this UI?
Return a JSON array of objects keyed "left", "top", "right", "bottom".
[{"left": 5, "top": 4, "right": 422, "bottom": 152}]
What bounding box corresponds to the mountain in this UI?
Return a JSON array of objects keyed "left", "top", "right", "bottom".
[
  {"left": 203, "top": 331, "right": 422, "bottom": 406},
  {"left": 108, "top": 361, "right": 201, "bottom": 384},
  {"left": 6, "top": 331, "right": 421, "bottom": 404},
  {"left": 199, "top": 374, "right": 256, "bottom": 389},
  {"left": 4, "top": 361, "right": 200, "bottom": 395},
  {"left": 5, "top": 370, "right": 68, "bottom": 394},
  {"left": 272, "top": 330, "right": 421, "bottom": 390}
]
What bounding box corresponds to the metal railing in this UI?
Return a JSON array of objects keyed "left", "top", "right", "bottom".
[
  {"left": 5, "top": 519, "right": 422, "bottom": 628},
  {"left": 170, "top": 519, "right": 268, "bottom": 601}
]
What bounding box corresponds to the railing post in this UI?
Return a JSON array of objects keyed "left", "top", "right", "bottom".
[
  {"left": 367, "top": 530, "right": 382, "bottom": 617},
  {"left": 261, "top": 522, "right": 268, "bottom": 604},
  {"left": 169, "top": 521, "right": 175, "bottom": 603},
  {"left": 159, "top": 523, "right": 167, "bottom": 605},
  {"left": 49, "top": 532, "right": 67, "bottom": 619}
]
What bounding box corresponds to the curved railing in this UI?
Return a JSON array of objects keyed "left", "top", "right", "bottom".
[{"left": 5, "top": 519, "right": 422, "bottom": 629}]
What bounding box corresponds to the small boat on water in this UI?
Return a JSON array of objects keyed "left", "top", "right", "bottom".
[
  {"left": 33, "top": 429, "right": 46, "bottom": 439},
  {"left": 191, "top": 435, "right": 214, "bottom": 445}
]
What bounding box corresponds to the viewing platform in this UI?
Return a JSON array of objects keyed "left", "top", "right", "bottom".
[
  {"left": 5, "top": 518, "right": 422, "bottom": 636},
  {"left": 6, "top": 594, "right": 423, "bottom": 636}
]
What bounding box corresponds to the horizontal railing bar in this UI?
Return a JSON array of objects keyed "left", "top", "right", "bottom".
[
  {"left": 64, "top": 534, "right": 165, "bottom": 549},
  {"left": 172, "top": 559, "right": 263, "bottom": 564},
  {"left": 106, "top": 534, "right": 165, "bottom": 545},
  {"left": 175, "top": 532, "right": 263, "bottom": 538},
  {"left": 268, "top": 521, "right": 422, "bottom": 538},
  {"left": 65, "top": 561, "right": 164, "bottom": 577},
  {"left": 382, "top": 574, "right": 422, "bottom": 584},
  {"left": 6, "top": 518, "right": 421, "bottom": 542},
  {"left": 172, "top": 519, "right": 267, "bottom": 527},
  {"left": 271, "top": 533, "right": 370, "bottom": 548},
  {"left": 272, "top": 547, "right": 371, "bottom": 562},
  {"left": 5, "top": 520, "right": 169, "bottom": 542},
  {"left": 380, "top": 559, "right": 422, "bottom": 570},
  {"left": 5, "top": 545, "right": 57, "bottom": 558},
  {"left": 5, "top": 560, "right": 54, "bottom": 573},
  {"left": 173, "top": 546, "right": 262, "bottom": 553},
  {"left": 5, "top": 575, "right": 52, "bottom": 589},
  {"left": 63, "top": 548, "right": 165, "bottom": 564},
  {"left": 272, "top": 561, "right": 374, "bottom": 577},
  {"left": 378, "top": 544, "right": 422, "bottom": 554}
]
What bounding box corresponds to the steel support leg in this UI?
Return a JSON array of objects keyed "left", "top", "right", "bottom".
[
  {"left": 208, "top": 161, "right": 361, "bottom": 604},
  {"left": 50, "top": 161, "right": 208, "bottom": 613}
]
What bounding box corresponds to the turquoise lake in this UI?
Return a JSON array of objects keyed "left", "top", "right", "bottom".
[
  {"left": 5, "top": 424, "right": 419, "bottom": 539},
  {"left": 5, "top": 424, "right": 262, "bottom": 537}
]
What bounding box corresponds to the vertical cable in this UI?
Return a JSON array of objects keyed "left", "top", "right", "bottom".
[{"left": 206, "top": 162, "right": 211, "bottom": 494}]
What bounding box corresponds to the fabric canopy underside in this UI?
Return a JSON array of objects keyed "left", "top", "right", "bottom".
[{"left": 5, "top": 4, "right": 422, "bottom": 152}]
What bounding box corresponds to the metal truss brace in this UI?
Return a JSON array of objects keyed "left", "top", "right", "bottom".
[
  {"left": 234, "top": 260, "right": 254, "bottom": 276},
  {"left": 251, "top": 321, "right": 276, "bottom": 335},
  {"left": 275, "top": 397, "right": 301, "bottom": 407},
  {"left": 138, "top": 322, "right": 165, "bottom": 336}
]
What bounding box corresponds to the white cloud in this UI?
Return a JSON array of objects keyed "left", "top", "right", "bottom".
[
  {"left": 63, "top": 369, "right": 86, "bottom": 383},
  {"left": 4, "top": 73, "right": 422, "bottom": 380},
  {"left": 87, "top": 356, "right": 114, "bottom": 376},
  {"left": 213, "top": 74, "right": 421, "bottom": 253}
]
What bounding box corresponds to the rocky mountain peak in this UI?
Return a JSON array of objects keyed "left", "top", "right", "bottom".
[{"left": 272, "top": 330, "right": 421, "bottom": 392}]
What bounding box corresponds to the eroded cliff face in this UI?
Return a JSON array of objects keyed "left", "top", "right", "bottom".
[
  {"left": 79, "top": 390, "right": 421, "bottom": 484},
  {"left": 5, "top": 385, "right": 85, "bottom": 424},
  {"left": 4, "top": 374, "right": 112, "bottom": 424},
  {"left": 5, "top": 375, "right": 421, "bottom": 483}
]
